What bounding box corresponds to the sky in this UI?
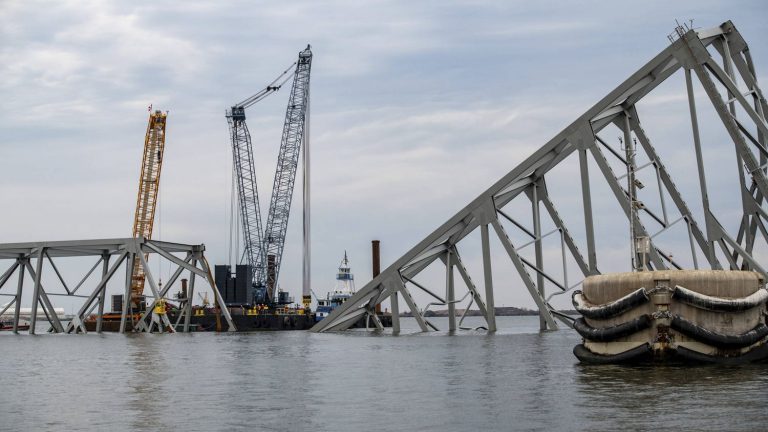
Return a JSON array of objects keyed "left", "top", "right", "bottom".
[{"left": 1, "top": 0, "right": 767, "bottom": 314}]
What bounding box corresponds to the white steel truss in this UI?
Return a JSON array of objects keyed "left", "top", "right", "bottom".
[
  {"left": 312, "top": 21, "right": 768, "bottom": 333},
  {"left": 0, "top": 238, "right": 236, "bottom": 334}
]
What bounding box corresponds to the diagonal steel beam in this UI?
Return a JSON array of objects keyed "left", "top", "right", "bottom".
[
  {"left": 628, "top": 109, "right": 718, "bottom": 268},
  {"left": 397, "top": 277, "right": 429, "bottom": 332},
  {"left": 588, "top": 137, "right": 667, "bottom": 269},
  {"left": 310, "top": 21, "right": 746, "bottom": 334},
  {"left": 24, "top": 259, "right": 65, "bottom": 333},
  {"left": 65, "top": 250, "right": 129, "bottom": 333},
  {"left": 538, "top": 186, "right": 593, "bottom": 277},
  {"left": 491, "top": 219, "right": 558, "bottom": 330},
  {"left": 0, "top": 261, "right": 20, "bottom": 292},
  {"left": 135, "top": 253, "right": 193, "bottom": 330}
]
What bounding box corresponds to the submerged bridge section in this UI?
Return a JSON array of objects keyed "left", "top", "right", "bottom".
[
  {"left": 0, "top": 238, "right": 235, "bottom": 333},
  {"left": 312, "top": 21, "right": 768, "bottom": 333}
]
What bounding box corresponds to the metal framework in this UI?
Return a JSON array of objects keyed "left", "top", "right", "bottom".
[
  {"left": 225, "top": 45, "right": 312, "bottom": 302},
  {"left": 312, "top": 21, "right": 768, "bottom": 333},
  {"left": 130, "top": 109, "right": 167, "bottom": 308},
  {"left": 263, "top": 46, "right": 312, "bottom": 300},
  {"left": 0, "top": 238, "right": 236, "bottom": 334}
]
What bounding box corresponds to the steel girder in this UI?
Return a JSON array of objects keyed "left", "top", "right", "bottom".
[
  {"left": 312, "top": 21, "right": 768, "bottom": 333},
  {"left": 0, "top": 237, "right": 236, "bottom": 334}
]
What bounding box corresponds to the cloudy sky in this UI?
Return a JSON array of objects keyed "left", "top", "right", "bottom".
[{"left": 1, "top": 1, "right": 767, "bottom": 313}]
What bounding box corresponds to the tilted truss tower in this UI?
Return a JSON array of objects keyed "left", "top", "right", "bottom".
[{"left": 312, "top": 21, "right": 768, "bottom": 333}]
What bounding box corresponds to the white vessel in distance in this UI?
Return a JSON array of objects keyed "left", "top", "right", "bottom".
[
  {"left": 315, "top": 252, "right": 356, "bottom": 321},
  {"left": 0, "top": 303, "right": 66, "bottom": 319}
]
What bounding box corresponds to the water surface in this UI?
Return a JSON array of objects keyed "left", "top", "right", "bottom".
[{"left": 1, "top": 316, "right": 765, "bottom": 431}]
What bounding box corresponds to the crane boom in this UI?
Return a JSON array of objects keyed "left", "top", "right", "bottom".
[
  {"left": 227, "top": 106, "right": 268, "bottom": 286},
  {"left": 130, "top": 109, "right": 167, "bottom": 308},
  {"left": 226, "top": 45, "right": 312, "bottom": 304},
  {"left": 225, "top": 63, "right": 296, "bottom": 289},
  {"left": 263, "top": 45, "right": 312, "bottom": 300}
]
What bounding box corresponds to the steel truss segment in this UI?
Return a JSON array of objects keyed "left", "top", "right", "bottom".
[
  {"left": 494, "top": 176, "right": 533, "bottom": 201},
  {"left": 325, "top": 307, "right": 369, "bottom": 332},
  {"left": 403, "top": 244, "right": 449, "bottom": 270},
  {"left": 390, "top": 290, "right": 401, "bottom": 334},
  {"left": 726, "top": 52, "right": 768, "bottom": 117},
  {"left": 71, "top": 256, "right": 104, "bottom": 295},
  {"left": 0, "top": 261, "right": 20, "bottom": 291},
  {"left": 627, "top": 110, "right": 716, "bottom": 267},
  {"left": 403, "top": 275, "right": 445, "bottom": 304},
  {"left": 29, "top": 249, "right": 45, "bottom": 334},
  {"left": 135, "top": 253, "right": 193, "bottom": 331},
  {"left": 682, "top": 39, "right": 768, "bottom": 203},
  {"left": 66, "top": 250, "right": 129, "bottom": 333},
  {"left": 588, "top": 136, "right": 667, "bottom": 270},
  {"left": 444, "top": 251, "right": 457, "bottom": 331},
  {"left": 704, "top": 58, "right": 768, "bottom": 137},
  {"left": 0, "top": 238, "right": 230, "bottom": 334},
  {"left": 447, "top": 215, "right": 478, "bottom": 245},
  {"left": 44, "top": 250, "right": 71, "bottom": 295},
  {"left": 0, "top": 299, "right": 16, "bottom": 317},
  {"left": 95, "top": 254, "right": 110, "bottom": 333},
  {"left": 490, "top": 219, "right": 558, "bottom": 330},
  {"left": 198, "top": 255, "right": 237, "bottom": 332},
  {"left": 479, "top": 223, "right": 497, "bottom": 332},
  {"left": 397, "top": 277, "right": 429, "bottom": 332},
  {"left": 450, "top": 246, "right": 490, "bottom": 322},
  {"left": 401, "top": 252, "right": 442, "bottom": 280},
  {"left": 538, "top": 187, "right": 592, "bottom": 277},
  {"left": 13, "top": 260, "right": 25, "bottom": 333},
  {"left": 715, "top": 218, "right": 768, "bottom": 276},
  {"left": 119, "top": 252, "right": 135, "bottom": 333},
  {"left": 311, "top": 21, "right": 765, "bottom": 334},
  {"left": 320, "top": 288, "right": 381, "bottom": 332},
  {"left": 24, "top": 264, "right": 65, "bottom": 334},
  {"left": 144, "top": 242, "right": 205, "bottom": 278},
  {"left": 368, "top": 312, "right": 384, "bottom": 330},
  {"left": 182, "top": 258, "right": 197, "bottom": 332}
]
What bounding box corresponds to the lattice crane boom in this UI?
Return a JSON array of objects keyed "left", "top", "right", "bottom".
[
  {"left": 263, "top": 45, "right": 312, "bottom": 300},
  {"left": 130, "top": 109, "right": 167, "bottom": 307},
  {"left": 226, "top": 62, "right": 296, "bottom": 290},
  {"left": 226, "top": 45, "right": 312, "bottom": 303},
  {"left": 226, "top": 107, "right": 268, "bottom": 287}
]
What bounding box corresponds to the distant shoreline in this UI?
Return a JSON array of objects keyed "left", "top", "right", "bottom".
[{"left": 400, "top": 307, "right": 579, "bottom": 317}]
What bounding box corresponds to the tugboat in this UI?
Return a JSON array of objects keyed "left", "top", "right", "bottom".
[
  {"left": 315, "top": 252, "right": 356, "bottom": 321},
  {"left": 314, "top": 252, "right": 393, "bottom": 328}
]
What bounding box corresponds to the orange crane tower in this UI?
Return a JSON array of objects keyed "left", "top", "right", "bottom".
[{"left": 130, "top": 109, "right": 167, "bottom": 310}]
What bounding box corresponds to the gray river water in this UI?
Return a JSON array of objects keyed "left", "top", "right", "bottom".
[{"left": 1, "top": 316, "right": 766, "bottom": 431}]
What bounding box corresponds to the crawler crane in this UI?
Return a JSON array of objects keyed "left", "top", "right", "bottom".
[
  {"left": 130, "top": 109, "right": 167, "bottom": 312},
  {"left": 225, "top": 45, "right": 313, "bottom": 307}
]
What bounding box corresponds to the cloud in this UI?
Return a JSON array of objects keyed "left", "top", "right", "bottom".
[{"left": 1, "top": 0, "right": 767, "bottom": 314}]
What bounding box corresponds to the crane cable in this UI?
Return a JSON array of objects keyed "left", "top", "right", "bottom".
[
  {"left": 227, "top": 61, "right": 298, "bottom": 267},
  {"left": 235, "top": 62, "right": 298, "bottom": 108},
  {"left": 228, "top": 161, "right": 235, "bottom": 267},
  {"left": 227, "top": 163, "right": 243, "bottom": 267}
]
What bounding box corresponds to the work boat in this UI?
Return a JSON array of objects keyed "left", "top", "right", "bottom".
[{"left": 315, "top": 252, "right": 356, "bottom": 321}]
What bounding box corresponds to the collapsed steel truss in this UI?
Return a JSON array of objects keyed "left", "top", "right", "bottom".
[
  {"left": 312, "top": 21, "right": 768, "bottom": 333},
  {"left": 0, "top": 238, "right": 235, "bottom": 334}
]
